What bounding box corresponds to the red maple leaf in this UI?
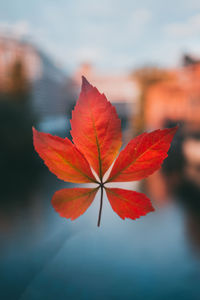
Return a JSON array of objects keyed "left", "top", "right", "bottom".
[{"left": 33, "top": 77, "right": 177, "bottom": 226}]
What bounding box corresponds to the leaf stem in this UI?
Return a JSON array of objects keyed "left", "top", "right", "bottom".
[{"left": 97, "top": 184, "right": 104, "bottom": 227}]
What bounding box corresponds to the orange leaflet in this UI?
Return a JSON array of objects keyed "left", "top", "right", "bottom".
[
  {"left": 52, "top": 188, "right": 98, "bottom": 220},
  {"left": 106, "top": 188, "right": 154, "bottom": 220},
  {"left": 70, "top": 77, "right": 122, "bottom": 180},
  {"left": 32, "top": 128, "right": 97, "bottom": 184},
  {"left": 106, "top": 127, "right": 178, "bottom": 183},
  {"left": 33, "top": 77, "right": 177, "bottom": 226}
]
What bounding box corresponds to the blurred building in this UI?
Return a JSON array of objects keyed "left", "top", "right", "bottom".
[
  {"left": 140, "top": 56, "right": 200, "bottom": 205},
  {"left": 132, "top": 67, "right": 172, "bottom": 134},
  {"left": 0, "top": 36, "right": 76, "bottom": 118},
  {"left": 144, "top": 56, "right": 200, "bottom": 132},
  {"left": 0, "top": 36, "right": 41, "bottom": 84}
]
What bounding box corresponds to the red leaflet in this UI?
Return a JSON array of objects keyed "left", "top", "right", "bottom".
[
  {"left": 32, "top": 128, "right": 97, "bottom": 183},
  {"left": 52, "top": 188, "right": 98, "bottom": 220},
  {"left": 70, "top": 77, "right": 122, "bottom": 180},
  {"left": 33, "top": 77, "right": 177, "bottom": 226},
  {"left": 106, "top": 127, "right": 178, "bottom": 183},
  {"left": 106, "top": 188, "right": 154, "bottom": 220}
]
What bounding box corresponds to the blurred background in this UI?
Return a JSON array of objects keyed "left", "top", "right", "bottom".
[{"left": 0, "top": 1, "right": 200, "bottom": 299}]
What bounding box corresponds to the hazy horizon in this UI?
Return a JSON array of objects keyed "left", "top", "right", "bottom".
[{"left": 0, "top": 0, "right": 200, "bottom": 72}]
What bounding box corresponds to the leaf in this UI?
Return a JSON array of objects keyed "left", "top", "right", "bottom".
[
  {"left": 70, "top": 76, "right": 122, "bottom": 180},
  {"left": 32, "top": 77, "right": 177, "bottom": 226},
  {"left": 52, "top": 188, "right": 98, "bottom": 220},
  {"left": 106, "top": 188, "right": 154, "bottom": 220},
  {"left": 33, "top": 127, "right": 97, "bottom": 183},
  {"left": 107, "top": 127, "right": 177, "bottom": 183}
]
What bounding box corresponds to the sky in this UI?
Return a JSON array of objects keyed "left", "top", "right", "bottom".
[{"left": 0, "top": 0, "right": 200, "bottom": 73}]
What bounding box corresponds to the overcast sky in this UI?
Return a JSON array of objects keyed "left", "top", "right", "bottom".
[{"left": 1, "top": 0, "right": 200, "bottom": 72}]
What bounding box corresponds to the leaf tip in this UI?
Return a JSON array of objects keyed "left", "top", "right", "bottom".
[
  {"left": 32, "top": 126, "right": 40, "bottom": 139},
  {"left": 167, "top": 125, "right": 178, "bottom": 142},
  {"left": 81, "top": 76, "right": 92, "bottom": 91},
  {"left": 32, "top": 126, "right": 38, "bottom": 144},
  {"left": 171, "top": 125, "right": 179, "bottom": 134}
]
